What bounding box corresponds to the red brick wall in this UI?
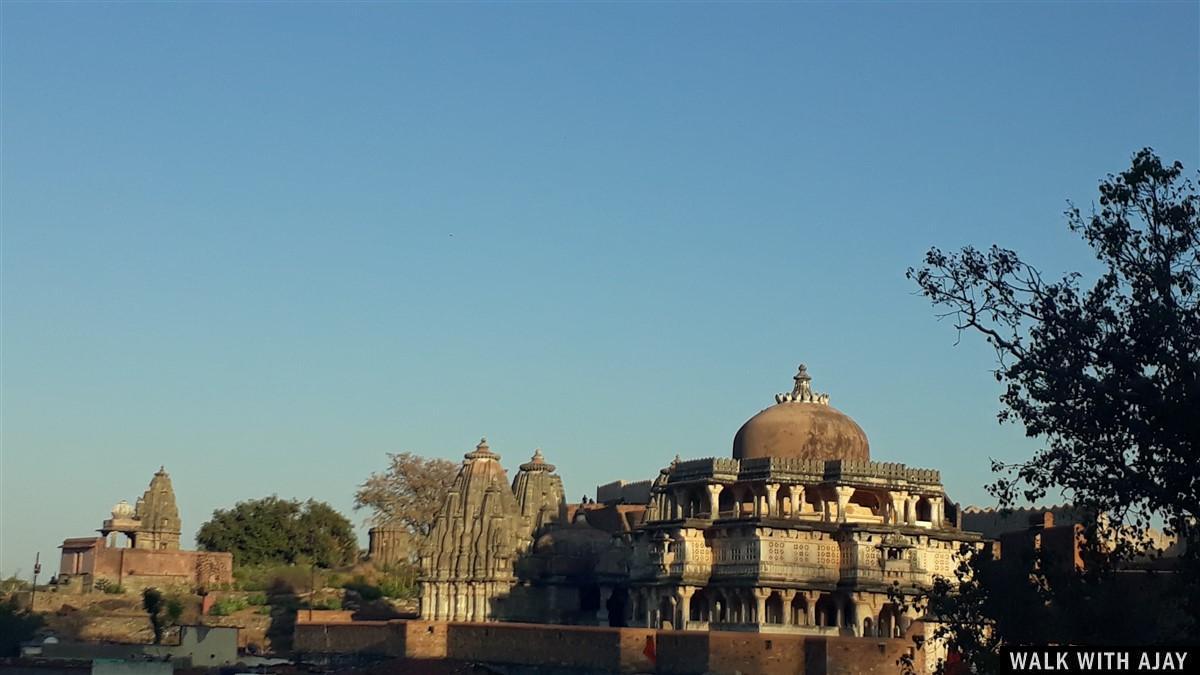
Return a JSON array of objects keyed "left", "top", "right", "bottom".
[
  {"left": 442, "top": 622, "right": 655, "bottom": 672},
  {"left": 655, "top": 631, "right": 711, "bottom": 674},
  {"left": 398, "top": 621, "right": 447, "bottom": 659},
  {"left": 821, "top": 635, "right": 921, "bottom": 675},
  {"left": 86, "top": 548, "right": 233, "bottom": 588},
  {"left": 293, "top": 621, "right": 395, "bottom": 655},
  {"left": 292, "top": 619, "right": 919, "bottom": 674},
  {"left": 706, "top": 632, "right": 807, "bottom": 675}
]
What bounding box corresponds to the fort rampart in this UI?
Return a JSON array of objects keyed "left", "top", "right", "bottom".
[{"left": 294, "top": 618, "right": 922, "bottom": 675}]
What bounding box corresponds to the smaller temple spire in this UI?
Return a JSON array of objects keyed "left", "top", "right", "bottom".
[{"left": 775, "top": 363, "right": 831, "bottom": 405}]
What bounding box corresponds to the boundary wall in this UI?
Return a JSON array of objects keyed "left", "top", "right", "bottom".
[{"left": 295, "top": 619, "right": 922, "bottom": 675}]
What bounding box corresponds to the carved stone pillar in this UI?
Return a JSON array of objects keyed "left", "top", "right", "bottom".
[
  {"left": 781, "top": 589, "right": 797, "bottom": 624},
  {"left": 804, "top": 591, "right": 817, "bottom": 626},
  {"left": 889, "top": 491, "right": 908, "bottom": 525},
  {"left": 790, "top": 485, "right": 805, "bottom": 516},
  {"left": 754, "top": 589, "right": 768, "bottom": 626},
  {"left": 674, "top": 489, "right": 685, "bottom": 520},
  {"left": 677, "top": 586, "right": 694, "bottom": 629},
  {"left": 647, "top": 588, "right": 658, "bottom": 628},
  {"left": 834, "top": 486, "right": 855, "bottom": 523},
  {"left": 905, "top": 495, "right": 920, "bottom": 525},
  {"left": 931, "top": 496, "right": 944, "bottom": 526},
  {"left": 706, "top": 484, "right": 723, "bottom": 519},
  {"left": 475, "top": 583, "right": 484, "bottom": 622},
  {"left": 765, "top": 483, "right": 780, "bottom": 518},
  {"left": 597, "top": 586, "right": 612, "bottom": 626}
]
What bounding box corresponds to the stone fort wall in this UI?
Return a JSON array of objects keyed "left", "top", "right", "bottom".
[
  {"left": 294, "top": 618, "right": 922, "bottom": 675},
  {"left": 79, "top": 548, "right": 232, "bottom": 591}
]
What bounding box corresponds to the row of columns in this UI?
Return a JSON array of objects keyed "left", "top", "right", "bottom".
[
  {"left": 421, "top": 581, "right": 498, "bottom": 622},
  {"left": 627, "top": 585, "right": 914, "bottom": 638},
  {"left": 665, "top": 483, "right": 946, "bottom": 526},
  {"left": 887, "top": 492, "right": 945, "bottom": 526}
]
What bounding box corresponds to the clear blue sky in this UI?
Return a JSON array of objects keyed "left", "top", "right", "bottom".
[{"left": 2, "top": 2, "right": 1197, "bottom": 578}]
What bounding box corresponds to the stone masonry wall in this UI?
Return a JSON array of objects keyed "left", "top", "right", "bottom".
[
  {"left": 88, "top": 549, "right": 233, "bottom": 590},
  {"left": 294, "top": 619, "right": 922, "bottom": 675}
]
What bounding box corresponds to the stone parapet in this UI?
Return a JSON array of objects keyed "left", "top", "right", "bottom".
[{"left": 657, "top": 456, "right": 942, "bottom": 490}]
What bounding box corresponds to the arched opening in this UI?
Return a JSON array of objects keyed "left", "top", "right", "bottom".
[
  {"left": 633, "top": 593, "right": 646, "bottom": 627},
  {"left": 714, "top": 593, "right": 728, "bottom": 623},
  {"left": 729, "top": 485, "right": 748, "bottom": 516},
  {"left": 815, "top": 594, "right": 837, "bottom": 627},
  {"left": 944, "top": 500, "right": 959, "bottom": 527},
  {"left": 718, "top": 489, "right": 735, "bottom": 518},
  {"left": 659, "top": 596, "right": 675, "bottom": 630},
  {"left": 764, "top": 592, "right": 784, "bottom": 624},
  {"left": 790, "top": 593, "right": 807, "bottom": 625},
  {"left": 863, "top": 616, "right": 874, "bottom": 637},
  {"left": 916, "top": 497, "right": 933, "bottom": 522},
  {"left": 849, "top": 490, "right": 883, "bottom": 517},
  {"left": 607, "top": 587, "right": 628, "bottom": 627},
  {"left": 579, "top": 584, "right": 601, "bottom": 616},
  {"left": 879, "top": 604, "right": 902, "bottom": 637},
  {"left": 689, "top": 589, "right": 710, "bottom": 622}
]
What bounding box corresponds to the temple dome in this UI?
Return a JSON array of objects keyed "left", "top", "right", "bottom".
[
  {"left": 111, "top": 500, "right": 135, "bottom": 519},
  {"left": 732, "top": 365, "right": 870, "bottom": 462}
]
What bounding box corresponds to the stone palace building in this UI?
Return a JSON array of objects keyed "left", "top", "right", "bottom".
[{"left": 419, "top": 365, "right": 981, "bottom": 638}]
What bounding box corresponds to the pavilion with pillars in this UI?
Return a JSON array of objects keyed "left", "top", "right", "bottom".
[{"left": 618, "top": 365, "right": 980, "bottom": 637}]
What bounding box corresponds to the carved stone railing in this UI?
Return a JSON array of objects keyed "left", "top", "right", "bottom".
[
  {"left": 670, "top": 457, "right": 741, "bottom": 482},
  {"left": 737, "top": 457, "right": 826, "bottom": 482},
  {"left": 823, "top": 460, "right": 941, "bottom": 486}
]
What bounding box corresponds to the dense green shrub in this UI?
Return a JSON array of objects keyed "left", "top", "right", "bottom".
[
  {"left": 209, "top": 596, "right": 250, "bottom": 616},
  {"left": 94, "top": 578, "right": 125, "bottom": 594},
  {"left": 378, "top": 575, "right": 418, "bottom": 599},
  {"left": 166, "top": 598, "right": 184, "bottom": 624},
  {"left": 303, "top": 595, "right": 342, "bottom": 610},
  {"left": 234, "top": 564, "right": 313, "bottom": 594}
]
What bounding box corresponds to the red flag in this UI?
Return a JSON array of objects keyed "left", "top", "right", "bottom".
[{"left": 643, "top": 635, "right": 656, "bottom": 663}]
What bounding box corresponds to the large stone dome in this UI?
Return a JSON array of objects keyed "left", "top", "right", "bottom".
[{"left": 732, "top": 365, "right": 870, "bottom": 462}]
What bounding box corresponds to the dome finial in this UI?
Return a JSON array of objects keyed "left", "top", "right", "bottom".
[
  {"left": 775, "top": 363, "right": 831, "bottom": 405},
  {"left": 793, "top": 364, "right": 812, "bottom": 397},
  {"left": 520, "top": 447, "right": 555, "bottom": 472},
  {"left": 465, "top": 436, "right": 499, "bottom": 460}
]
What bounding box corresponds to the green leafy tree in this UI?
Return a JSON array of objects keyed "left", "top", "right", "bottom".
[
  {"left": 197, "top": 497, "right": 357, "bottom": 567},
  {"left": 142, "top": 588, "right": 165, "bottom": 644},
  {"left": 906, "top": 149, "right": 1199, "bottom": 669},
  {"left": 0, "top": 597, "right": 43, "bottom": 656}
]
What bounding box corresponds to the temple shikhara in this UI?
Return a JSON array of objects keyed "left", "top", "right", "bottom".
[
  {"left": 56, "top": 468, "right": 233, "bottom": 592},
  {"left": 418, "top": 364, "right": 981, "bottom": 637}
]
